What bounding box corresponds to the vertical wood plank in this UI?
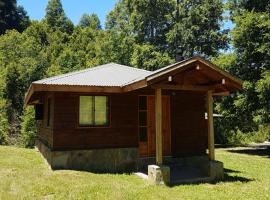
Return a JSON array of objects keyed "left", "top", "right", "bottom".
[
  {"left": 207, "top": 90, "right": 215, "bottom": 160},
  {"left": 155, "top": 88, "right": 163, "bottom": 165}
]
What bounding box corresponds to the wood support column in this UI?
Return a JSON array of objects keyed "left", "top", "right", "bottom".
[
  {"left": 207, "top": 90, "right": 215, "bottom": 160},
  {"left": 155, "top": 88, "right": 163, "bottom": 165}
]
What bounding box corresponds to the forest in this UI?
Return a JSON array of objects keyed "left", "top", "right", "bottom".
[{"left": 0, "top": 0, "right": 269, "bottom": 147}]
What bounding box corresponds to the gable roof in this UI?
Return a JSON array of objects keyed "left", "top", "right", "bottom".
[{"left": 25, "top": 56, "right": 243, "bottom": 105}]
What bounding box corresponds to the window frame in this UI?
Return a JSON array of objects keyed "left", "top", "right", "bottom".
[
  {"left": 138, "top": 95, "right": 148, "bottom": 143},
  {"left": 46, "top": 97, "right": 51, "bottom": 127},
  {"left": 77, "top": 95, "right": 111, "bottom": 128}
]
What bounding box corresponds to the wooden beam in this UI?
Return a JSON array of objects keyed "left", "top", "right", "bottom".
[
  {"left": 155, "top": 88, "right": 163, "bottom": 165},
  {"left": 152, "top": 84, "right": 213, "bottom": 91},
  {"left": 213, "top": 91, "right": 230, "bottom": 96},
  {"left": 207, "top": 90, "right": 215, "bottom": 160}
]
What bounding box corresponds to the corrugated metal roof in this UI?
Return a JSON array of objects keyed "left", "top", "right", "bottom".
[{"left": 34, "top": 63, "right": 152, "bottom": 87}]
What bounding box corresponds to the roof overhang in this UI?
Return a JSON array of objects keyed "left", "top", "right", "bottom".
[
  {"left": 25, "top": 56, "right": 243, "bottom": 105},
  {"left": 123, "top": 56, "right": 242, "bottom": 93}
]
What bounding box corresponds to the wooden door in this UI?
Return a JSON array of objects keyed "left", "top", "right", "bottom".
[{"left": 138, "top": 95, "right": 171, "bottom": 157}]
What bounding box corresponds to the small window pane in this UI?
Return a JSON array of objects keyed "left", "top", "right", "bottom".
[
  {"left": 139, "top": 96, "right": 147, "bottom": 110},
  {"left": 79, "top": 96, "right": 93, "bottom": 125},
  {"left": 139, "top": 111, "right": 147, "bottom": 126},
  {"left": 139, "top": 127, "right": 147, "bottom": 142},
  {"left": 94, "top": 96, "right": 108, "bottom": 125}
]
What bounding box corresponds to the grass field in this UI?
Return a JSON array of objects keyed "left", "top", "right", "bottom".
[{"left": 0, "top": 145, "right": 270, "bottom": 200}]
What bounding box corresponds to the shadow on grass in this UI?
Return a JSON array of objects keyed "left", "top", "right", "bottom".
[
  {"left": 227, "top": 147, "right": 270, "bottom": 158},
  {"left": 169, "top": 167, "right": 253, "bottom": 187},
  {"left": 212, "top": 167, "right": 254, "bottom": 184}
]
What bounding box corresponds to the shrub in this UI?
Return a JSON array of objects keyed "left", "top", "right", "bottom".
[
  {"left": 21, "top": 106, "right": 37, "bottom": 148},
  {"left": 0, "top": 100, "right": 8, "bottom": 145}
]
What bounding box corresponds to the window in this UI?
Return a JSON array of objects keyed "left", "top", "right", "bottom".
[
  {"left": 47, "top": 98, "right": 51, "bottom": 127},
  {"left": 79, "top": 96, "right": 109, "bottom": 126},
  {"left": 35, "top": 104, "right": 44, "bottom": 120},
  {"left": 138, "top": 96, "right": 148, "bottom": 142}
]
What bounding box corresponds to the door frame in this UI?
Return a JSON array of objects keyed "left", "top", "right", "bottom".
[{"left": 138, "top": 95, "right": 171, "bottom": 157}]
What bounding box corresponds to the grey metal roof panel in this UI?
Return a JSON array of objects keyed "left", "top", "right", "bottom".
[{"left": 34, "top": 63, "right": 152, "bottom": 87}]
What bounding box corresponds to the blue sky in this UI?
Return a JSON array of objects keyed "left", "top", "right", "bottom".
[
  {"left": 18, "top": 0, "right": 233, "bottom": 30},
  {"left": 17, "top": 0, "right": 118, "bottom": 28}
]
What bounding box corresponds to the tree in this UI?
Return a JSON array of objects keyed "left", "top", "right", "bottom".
[
  {"left": 107, "top": 0, "right": 174, "bottom": 49},
  {"left": 131, "top": 44, "right": 173, "bottom": 70},
  {"left": 167, "top": 0, "right": 228, "bottom": 60},
  {"left": 79, "top": 13, "right": 101, "bottom": 29},
  {"left": 45, "top": 0, "right": 74, "bottom": 33},
  {"left": 127, "top": 0, "right": 174, "bottom": 48},
  {"left": 213, "top": 4, "right": 270, "bottom": 139},
  {"left": 0, "top": 0, "right": 30, "bottom": 34}
]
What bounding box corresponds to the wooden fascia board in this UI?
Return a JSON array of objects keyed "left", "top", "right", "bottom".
[
  {"left": 25, "top": 83, "right": 123, "bottom": 105},
  {"left": 146, "top": 59, "right": 197, "bottom": 84},
  {"left": 122, "top": 79, "right": 147, "bottom": 92},
  {"left": 24, "top": 84, "right": 34, "bottom": 105},
  {"left": 145, "top": 57, "right": 243, "bottom": 91},
  {"left": 195, "top": 57, "right": 243, "bottom": 89},
  {"left": 35, "top": 84, "right": 123, "bottom": 93}
]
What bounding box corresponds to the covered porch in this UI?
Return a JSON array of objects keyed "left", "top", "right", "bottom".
[{"left": 132, "top": 58, "right": 242, "bottom": 184}]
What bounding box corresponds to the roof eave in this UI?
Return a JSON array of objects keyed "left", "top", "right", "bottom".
[{"left": 25, "top": 83, "right": 124, "bottom": 105}]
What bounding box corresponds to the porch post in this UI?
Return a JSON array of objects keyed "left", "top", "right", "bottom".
[
  {"left": 155, "top": 88, "right": 163, "bottom": 165},
  {"left": 207, "top": 90, "right": 215, "bottom": 160}
]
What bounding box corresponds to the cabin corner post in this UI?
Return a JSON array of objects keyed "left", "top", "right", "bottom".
[
  {"left": 207, "top": 90, "right": 215, "bottom": 160},
  {"left": 155, "top": 88, "right": 163, "bottom": 165}
]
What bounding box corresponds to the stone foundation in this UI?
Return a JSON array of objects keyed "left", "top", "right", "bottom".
[
  {"left": 37, "top": 140, "right": 224, "bottom": 182},
  {"left": 36, "top": 140, "right": 138, "bottom": 173}
]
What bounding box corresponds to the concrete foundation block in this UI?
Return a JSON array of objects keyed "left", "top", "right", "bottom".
[
  {"left": 148, "top": 165, "right": 170, "bottom": 185},
  {"left": 209, "top": 160, "right": 224, "bottom": 181}
]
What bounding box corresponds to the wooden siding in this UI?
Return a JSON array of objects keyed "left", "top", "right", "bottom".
[
  {"left": 171, "top": 91, "right": 208, "bottom": 156},
  {"left": 52, "top": 92, "right": 139, "bottom": 150},
  {"left": 36, "top": 92, "right": 54, "bottom": 148},
  {"left": 36, "top": 89, "right": 208, "bottom": 156}
]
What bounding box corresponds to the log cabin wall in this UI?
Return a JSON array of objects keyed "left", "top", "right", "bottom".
[
  {"left": 52, "top": 92, "right": 139, "bottom": 151},
  {"left": 170, "top": 91, "right": 208, "bottom": 156},
  {"left": 37, "top": 89, "right": 207, "bottom": 155},
  {"left": 36, "top": 92, "right": 54, "bottom": 148}
]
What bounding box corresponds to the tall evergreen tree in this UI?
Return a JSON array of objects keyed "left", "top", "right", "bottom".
[
  {"left": 0, "top": 0, "right": 30, "bottom": 34},
  {"left": 79, "top": 13, "right": 101, "bottom": 29},
  {"left": 45, "top": 0, "right": 73, "bottom": 33},
  {"left": 167, "top": 0, "right": 228, "bottom": 60}
]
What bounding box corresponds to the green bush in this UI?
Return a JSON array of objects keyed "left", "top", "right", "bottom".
[
  {"left": 0, "top": 100, "right": 8, "bottom": 145},
  {"left": 0, "top": 116, "right": 8, "bottom": 145},
  {"left": 223, "top": 125, "right": 270, "bottom": 145},
  {"left": 21, "top": 106, "right": 37, "bottom": 148}
]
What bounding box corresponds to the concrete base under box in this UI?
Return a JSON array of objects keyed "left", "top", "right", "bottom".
[
  {"left": 36, "top": 140, "right": 138, "bottom": 173},
  {"left": 148, "top": 165, "right": 170, "bottom": 185},
  {"left": 209, "top": 160, "right": 224, "bottom": 181}
]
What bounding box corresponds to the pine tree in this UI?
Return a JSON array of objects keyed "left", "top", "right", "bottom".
[
  {"left": 0, "top": 0, "right": 29, "bottom": 34},
  {"left": 45, "top": 0, "right": 74, "bottom": 33},
  {"left": 79, "top": 13, "right": 101, "bottom": 29}
]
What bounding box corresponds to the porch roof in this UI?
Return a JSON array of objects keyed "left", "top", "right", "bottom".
[{"left": 25, "top": 56, "right": 243, "bottom": 105}]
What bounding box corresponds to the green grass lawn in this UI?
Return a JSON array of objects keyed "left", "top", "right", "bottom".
[{"left": 0, "top": 146, "right": 270, "bottom": 200}]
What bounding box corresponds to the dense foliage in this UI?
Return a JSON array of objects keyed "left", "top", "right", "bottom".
[
  {"left": 0, "top": 0, "right": 269, "bottom": 147},
  {"left": 212, "top": 0, "right": 270, "bottom": 144}
]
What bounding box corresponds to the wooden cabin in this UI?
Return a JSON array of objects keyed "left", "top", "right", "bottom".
[{"left": 25, "top": 56, "right": 242, "bottom": 183}]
